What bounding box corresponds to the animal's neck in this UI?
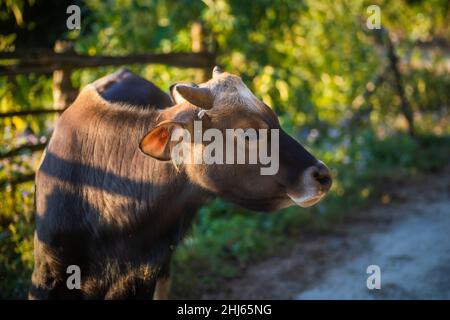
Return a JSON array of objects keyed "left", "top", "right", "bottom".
[{"left": 97, "top": 110, "right": 208, "bottom": 230}]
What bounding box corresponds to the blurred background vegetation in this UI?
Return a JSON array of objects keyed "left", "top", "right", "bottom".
[{"left": 0, "top": 0, "right": 449, "bottom": 299}]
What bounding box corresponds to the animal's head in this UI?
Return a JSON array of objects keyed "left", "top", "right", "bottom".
[{"left": 140, "top": 67, "right": 332, "bottom": 211}]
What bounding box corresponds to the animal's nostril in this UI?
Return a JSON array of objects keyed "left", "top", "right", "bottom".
[
  {"left": 317, "top": 175, "right": 331, "bottom": 187},
  {"left": 312, "top": 163, "right": 332, "bottom": 188},
  {"left": 313, "top": 171, "right": 320, "bottom": 179}
]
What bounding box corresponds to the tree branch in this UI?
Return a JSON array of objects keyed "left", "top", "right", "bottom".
[
  {"left": 0, "top": 173, "right": 35, "bottom": 189},
  {"left": 0, "top": 108, "right": 65, "bottom": 118},
  {"left": 0, "top": 143, "right": 46, "bottom": 160}
]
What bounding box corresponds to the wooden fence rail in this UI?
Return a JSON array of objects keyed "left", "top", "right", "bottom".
[
  {"left": 0, "top": 51, "right": 216, "bottom": 76},
  {"left": 0, "top": 108, "right": 65, "bottom": 118},
  {"left": 0, "top": 143, "right": 47, "bottom": 161},
  {"left": 0, "top": 173, "right": 35, "bottom": 189}
]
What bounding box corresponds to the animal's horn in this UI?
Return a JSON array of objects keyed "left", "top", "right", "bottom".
[
  {"left": 212, "top": 65, "right": 224, "bottom": 78},
  {"left": 169, "top": 82, "right": 198, "bottom": 104},
  {"left": 175, "top": 85, "right": 214, "bottom": 109}
]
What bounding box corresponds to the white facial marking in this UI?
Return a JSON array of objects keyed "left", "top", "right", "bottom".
[
  {"left": 288, "top": 192, "right": 316, "bottom": 205},
  {"left": 287, "top": 166, "right": 321, "bottom": 206}
]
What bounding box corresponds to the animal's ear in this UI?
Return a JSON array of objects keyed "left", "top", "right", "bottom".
[
  {"left": 172, "top": 85, "right": 214, "bottom": 109},
  {"left": 139, "top": 122, "right": 183, "bottom": 160}
]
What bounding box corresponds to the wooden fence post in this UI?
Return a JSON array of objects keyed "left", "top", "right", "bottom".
[
  {"left": 52, "top": 41, "right": 77, "bottom": 113},
  {"left": 371, "top": 27, "right": 415, "bottom": 137},
  {"left": 191, "top": 22, "right": 209, "bottom": 83},
  {"left": 383, "top": 29, "right": 415, "bottom": 137}
]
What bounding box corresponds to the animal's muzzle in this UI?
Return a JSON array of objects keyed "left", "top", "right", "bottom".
[{"left": 288, "top": 161, "right": 332, "bottom": 207}]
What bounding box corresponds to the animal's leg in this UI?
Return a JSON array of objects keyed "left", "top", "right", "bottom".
[
  {"left": 105, "top": 275, "right": 157, "bottom": 300},
  {"left": 153, "top": 257, "right": 171, "bottom": 300},
  {"left": 153, "top": 276, "right": 171, "bottom": 300},
  {"left": 29, "top": 233, "right": 81, "bottom": 299}
]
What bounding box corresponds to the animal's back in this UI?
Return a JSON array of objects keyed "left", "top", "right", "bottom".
[{"left": 92, "top": 67, "right": 173, "bottom": 109}]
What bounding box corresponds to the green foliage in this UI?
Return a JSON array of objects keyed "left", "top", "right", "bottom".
[
  {"left": 0, "top": 0, "right": 449, "bottom": 298},
  {"left": 0, "top": 182, "right": 34, "bottom": 299}
]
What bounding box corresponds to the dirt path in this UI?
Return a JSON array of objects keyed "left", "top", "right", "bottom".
[{"left": 203, "top": 168, "right": 450, "bottom": 299}]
